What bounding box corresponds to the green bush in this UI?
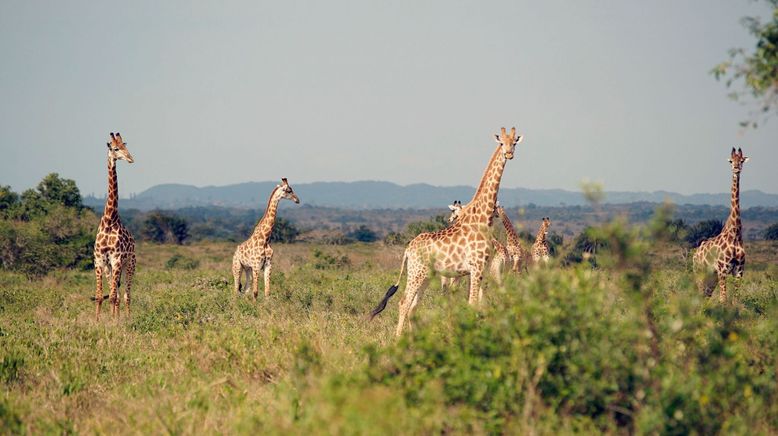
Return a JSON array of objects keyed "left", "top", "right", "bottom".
[
  {"left": 141, "top": 211, "right": 190, "bottom": 244},
  {"left": 165, "top": 254, "right": 200, "bottom": 270},
  {"left": 347, "top": 225, "right": 378, "bottom": 242}
]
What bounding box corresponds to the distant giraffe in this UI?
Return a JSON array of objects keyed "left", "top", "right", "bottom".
[
  {"left": 442, "top": 201, "right": 507, "bottom": 289},
  {"left": 370, "top": 127, "right": 522, "bottom": 336},
  {"left": 93, "top": 132, "right": 136, "bottom": 320},
  {"left": 531, "top": 217, "right": 551, "bottom": 264},
  {"left": 495, "top": 202, "right": 528, "bottom": 273},
  {"left": 232, "top": 178, "right": 300, "bottom": 300},
  {"left": 693, "top": 147, "right": 749, "bottom": 302}
]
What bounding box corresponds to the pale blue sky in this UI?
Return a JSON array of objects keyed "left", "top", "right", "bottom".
[{"left": 1, "top": 0, "right": 776, "bottom": 197}]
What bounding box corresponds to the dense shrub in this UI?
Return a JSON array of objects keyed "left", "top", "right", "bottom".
[
  {"left": 685, "top": 219, "right": 724, "bottom": 247},
  {"left": 0, "top": 175, "right": 97, "bottom": 277},
  {"left": 270, "top": 217, "right": 301, "bottom": 243}
]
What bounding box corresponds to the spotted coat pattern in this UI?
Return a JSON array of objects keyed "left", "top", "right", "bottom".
[
  {"left": 496, "top": 204, "right": 528, "bottom": 273},
  {"left": 531, "top": 217, "right": 551, "bottom": 264}
]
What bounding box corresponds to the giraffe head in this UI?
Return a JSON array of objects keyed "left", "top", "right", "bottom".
[
  {"left": 447, "top": 200, "right": 463, "bottom": 223},
  {"left": 728, "top": 147, "right": 749, "bottom": 174},
  {"left": 106, "top": 132, "right": 134, "bottom": 163},
  {"left": 277, "top": 178, "right": 300, "bottom": 204},
  {"left": 494, "top": 200, "right": 505, "bottom": 218},
  {"left": 542, "top": 217, "right": 551, "bottom": 232},
  {"left": 493, "top": 127, "right": 523, "bottom": 160}
]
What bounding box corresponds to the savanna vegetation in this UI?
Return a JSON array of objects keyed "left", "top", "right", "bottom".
[{"left": 1, "top": 201, "right": 776, "bottom": 434}]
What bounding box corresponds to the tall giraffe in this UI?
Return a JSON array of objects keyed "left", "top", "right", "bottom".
[
  {"left": 370, "top": 127, "right": 522, "bottom": 336},
  {"left": 93, "top": 132, "right": 136, "bottom": 320},
  {"left": 232, "top": 178, "right": 300, "bottom": 300},
  {"left": 495, "top": 202, "right": 528, "bottom": 273},
  {"left": 531, "top": 217, "right": 551, "bottom": 263},
  {"left": 442, "top": 201, "right": 507, "bottom": 289},
  {"left": 693, "top": 147, "right": 749, "bottom": 302}
]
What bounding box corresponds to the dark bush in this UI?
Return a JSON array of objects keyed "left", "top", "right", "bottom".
[
  {"left": 685, "top": 219, "right": 723, "bottom": 247},
  {"left": 347, "top": 225, "right": 378, "bottom": 242},
  {"left": 764, "top": 222, "right": 778, "bottom": 240},
  {"left": 270, "top": 217, "right": 301, "bottom": 243},
  {"left": 141, "top": 212, "right": 190, "bottom": 244}
]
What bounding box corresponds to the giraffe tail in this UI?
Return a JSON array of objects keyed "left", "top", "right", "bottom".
[
  {"left": 368, "top": 251, "right": 407, "bottom": 320},
  {"left": 90, "top": 294, "right": 110, "bottom": 301}
]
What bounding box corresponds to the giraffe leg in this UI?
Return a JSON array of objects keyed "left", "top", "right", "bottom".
[
  {"left": 94, "top": 256, "right": 104, "bottom": 320},
  {"left": 123, "top": 253, "right": 135, "bottom": 318},
  {"left": 490, "top": 255, "right": 503, "bottom": 288},
  {"left": 232, "top": 256, "right": 242, "bottom": 295},
  {"left": 263, "top": 260, "right": 272, "bottom": 298},
  {"left": 109, "top": 257, "right": 123, "bottom": 319},
  {"left": 512, "top": 257, "right": 520, "bottom": 274},
  {"left": 252, "top": 268, "right": 260, "bottom": 302},
  {"left": 717, "top": 272, "right": 727, "bottom": 303},
  {"left": 406, "top": 278, "right": 430, "bottom": 333},
  {"left": 396, "top": 266, "right": 427, "bottom": 337},
  {"left": 468, "top": 264, "right": 485, "bottom": 306}
]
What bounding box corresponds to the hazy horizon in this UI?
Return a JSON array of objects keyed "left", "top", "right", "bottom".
[{"left": 2, "top": 1, "right": 777, "bottom": 198}]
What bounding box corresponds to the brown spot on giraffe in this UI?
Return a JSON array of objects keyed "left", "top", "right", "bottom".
[
  {"left": 232, "top": 178, "right": 300, "bottom": 301},
  {"left": 369, "top": 127, "right": 523, "bottom": 336},
  {"left": 693, "top": 148, "right": 749, "bottom": 302},
  {"left": 93, "top": 132, "right": 136, "bottom": 320}
]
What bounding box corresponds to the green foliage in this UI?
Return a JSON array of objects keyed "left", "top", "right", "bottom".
[
  {"left": 685, "top": 219, "right": 724, "bottom": 248},
  {"left": 0, "top": 176, "right": 97, "bottom": 277},
  {"left": 311, "top": 248, "right": 351, "bottom": 270},
  {"left": 764, "top": 222, "right": 778, "bottom": 240},
  {"left": 141, "top": 211, "right": 190, "bottom": 244},
  {"left": 347, "top": 225, "right": 378, "bottom": 243},
  {"left": 270, "top": 217, "right": 301, "bottom": 243},
  {"left": 712, "top": 0, "right": 778, "bottom": 127},
  {"left": 385, "top": 214, "right": 449, "bottom": 245}
]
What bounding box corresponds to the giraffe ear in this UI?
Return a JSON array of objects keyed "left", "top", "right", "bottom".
[
  {"left": 281, "top": 178, "right": 288, "bottom": 185},
  {"left": 743, "top": 156, "right": 750, "bottom": 163},
  {"left": 494, "top": 134, "right": 501, "bottom": 144},
  {"left": 515, "top": 135, "right": 523, "bottom": 144},
  {"left": 106, "top": 142, "right": 111, "bottom": 149},
  {"left": 448, "top": 204, "right": 457, "bottom": 211}
]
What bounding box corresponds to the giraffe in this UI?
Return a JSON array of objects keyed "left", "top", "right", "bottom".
[
  {"left": 369, "top": 127, "right": 522, "bottom": 336},
  {"left": 232, "top": 178, "right": 300, "bottom": 301},
  {"left": 441, "top": 200, "right": 507, "bottom": 289},
  {"left": 495, "top": 201, "right": 528, "bottom": 273},
  {"left": 531, "top": 217, "right": 551, "bottom": 264},
  {"left": 93, "top": 132, "right": 136, "bottom": 320},
  {"left": 693, "top": 147, "right": 749, "bottom": 303}
]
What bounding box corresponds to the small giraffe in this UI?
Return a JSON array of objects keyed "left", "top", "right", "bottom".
[
  {"left": 370, "top": 127, "right": 522, "bottom": 336},
  {"left": 693, "top": 147, "right": 749, "bottom": 302},
  {"left": 93, "top": 132, "right": 136, "bottom": 320},
  {"left": 232, "top": 178, "right": 300, "bottom": 300},
  {"left": 531, "top": 217, "right": 551, "bottom": 264},
  {"left": 495, "top": 202, "right": 528, "bottom": 273},
  {"left": 442, "top": 201, "right": 506, "bottom": 288}
]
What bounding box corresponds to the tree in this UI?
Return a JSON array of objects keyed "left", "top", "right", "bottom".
[
  {"left": 141, "top": 212, "right": 190, "bottom": 244},
  {"left": 36, "top": 173, "right": 83, "bottom": 209},
  {"left": 269, "top": 217, "right": 301, "bottom": 243},
  {"left": 0, "top": 185, "right": 19, "bottom": 213},
  {"left": 348, "top": 225, "right": 378, "bottom": 242},
  {"left": 685, "top": 220, "right": 724, "bottom": 248},
  {"left": 712, "top": 1, "right": 778, "bottom": 128},
  {"left": 764, "top": 222, "right": 778, "bottom": 240}
]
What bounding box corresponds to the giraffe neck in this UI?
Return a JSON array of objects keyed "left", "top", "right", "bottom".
[
  {"left": 534, "top": 225, "right": 547, "bottom": 245},
  {"left": 466, "top": 145, "right": 507, "bottom": 224},
  {"left": 500, "top": 210, "right": 521, "bottom": 246},
  {"left": 252, "top": 187, "right": 282, "bottom": 242},
  {"left": 722, "top": 170, "right": 742, "bottom": 241},
  {"left": 101, "top": 157, "right": 120, "bottom": 224}
]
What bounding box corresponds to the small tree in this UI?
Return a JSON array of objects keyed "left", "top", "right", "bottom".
[
  {"left": 764, "top": 222, "right": 778, "bottom": 240},
  {"left": 348, "top": 225, "right": 378, "bottom": 242},
  {"left": 142, "top": 212, "right": 190, "bottom": 244},
  {"left": 685, "top": 220, "right": 724, "bottom": 248},
  {"left": 36, "top": 173, "right": 82, "bottom": 209},
  {"left": 270, "top": 217, "right": 301, "bottom": 243}
]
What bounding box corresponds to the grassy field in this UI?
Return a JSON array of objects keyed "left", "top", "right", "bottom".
[{"left": 1, "top": 239, "right": 777, "bottom": 434}]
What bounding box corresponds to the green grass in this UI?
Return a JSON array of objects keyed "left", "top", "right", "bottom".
[{"left": 0, "top": 241, "right": 776, "bottom": 434}]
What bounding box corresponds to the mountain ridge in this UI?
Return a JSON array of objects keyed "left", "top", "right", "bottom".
[{"left": 82, "top": 180, "right": 778, "bottom": 211}]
